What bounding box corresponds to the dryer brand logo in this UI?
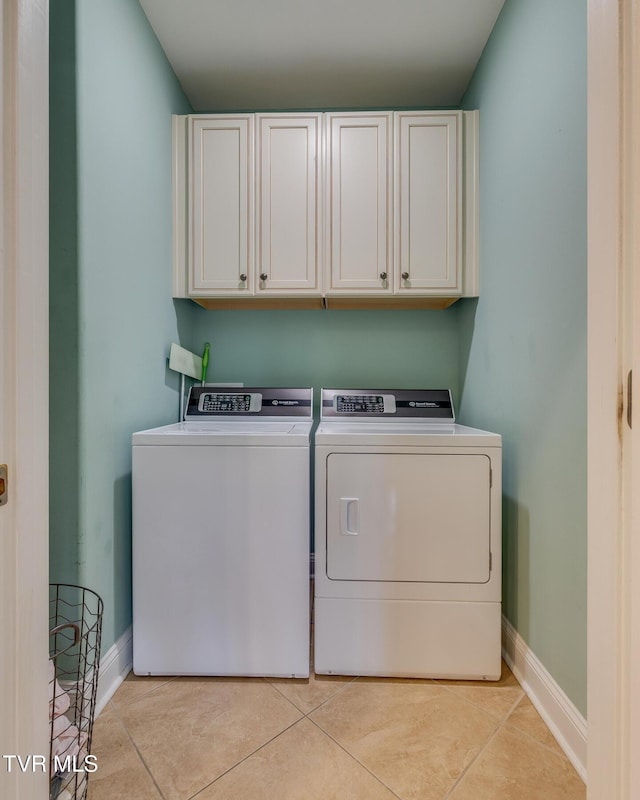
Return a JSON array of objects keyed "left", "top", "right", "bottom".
[
  {"left": 409, "top": 401, "right": 438, "bottom": 408},
  {"left": 271, "top": 400, "right": 299, "bottom": 406}
]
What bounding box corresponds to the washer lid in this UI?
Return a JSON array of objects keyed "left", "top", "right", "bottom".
[{"left": 132, "top": 420, "right": 313, "bottom": 446}]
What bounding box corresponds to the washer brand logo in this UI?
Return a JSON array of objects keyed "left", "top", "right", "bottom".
[
  {"left": 410, "top": 401, "right": 438, "bottom": 408},
  {"left": 272, "top": 400, "right": 298, "bottom": 406}
]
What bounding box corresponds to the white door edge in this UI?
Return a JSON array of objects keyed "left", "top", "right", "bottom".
[
  {"left": 587, "top": 0, "right": 640, "bottom": 797},
  {"left": 620, "top": 0, "right": 640, "bottom": 796},
  {"left": 0, "top": 1, "right": 49, "bottom": 798}
]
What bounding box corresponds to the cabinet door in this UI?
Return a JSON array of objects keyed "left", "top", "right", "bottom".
[
  {"left": 394, "top": 112, "right": 461, "bottom": 294},
  {"left": 326, "top": 113, "right": 392, "bottom": 293},
  {"left": 189, "top": 116, "right": 254, "bottom": 295},
  {"left": 257, "top": 115, "right": 320, "bottom": 294}
]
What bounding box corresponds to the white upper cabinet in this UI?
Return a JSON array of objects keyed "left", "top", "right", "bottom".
[
  {"left": 325, "top": 113, "right": 392, "bottom": 294},
  {"left": 174, "top": 109, "right": 478, "bottom": 307},
  {"left": 189, "top": 116, "right": 254, "bottom": 295},
  {"left": 256, "top": 115, "right": 321, "bottom": 294},
  {"left": 394, "top": 112, "right": 461, "bottom": 294}
]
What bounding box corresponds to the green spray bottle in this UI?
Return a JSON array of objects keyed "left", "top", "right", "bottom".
[{"left": 201, "top": 342, "right": 210, "bottom": 385}]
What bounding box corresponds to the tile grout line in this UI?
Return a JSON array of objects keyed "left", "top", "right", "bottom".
[
  {"left": 187, "top": 675, "right": 386, "bottom": 799},
  {"left": 488, "top": 681, "right": 579, "bottom": 764},
  {"left": 263, "top": 668, "right": 533, "bottom": 799},
  {"left": 110, "top": 700, "right": 169, "bottom": 800},
  {"left": 110, "top": 674, "right": 180, "bottom": 714},
  {"left": 261, "top": 676, "right": 310, "bottom": 712},
  {"left": 306, "top": 717, "right": 404, "bottom": 800},
  {"left": 436, "top": 667, "right": 576, "bottom": 765},
  {"left": 431, "top": 669, "right": 581, "bottom": 790},
  {"left": 307, "top": 679, "right": 524, "bottom": 800},
  {"left": 299, "top": 674, "right": 361, "bottom": 714},
  {"left": 260, "top": 673, "right": 326, "bottom": 716},
  {"left": 182, "top": 678, "right": 309, "bottom": 797},
  {"left": 434, "top": 679, "right": 526, "bottom": 725},
  {"left": 440, "top": 691, "right": 526, "bottom": 800},
  {"left": 106, "top": 677, "right": 310, "bottom": 800},
  {"left": 264, "top": 672, "right": 359, "bottom": 716},
  {"left": 104, "top": 675, "right": 308, "bottom": 800},
  {"left": 502, "top": 712, "right": 580, "bottom": 762},
  {"left": 186, "top": 717, "right": 305, "bottom": 800}
]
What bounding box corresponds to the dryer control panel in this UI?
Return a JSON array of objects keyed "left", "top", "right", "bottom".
[
  {"left": 321, "top": 389, "right": 455, "bottom": 421},
  {"left": 334, "top": 394, "right": 396, "bottom": 414}
]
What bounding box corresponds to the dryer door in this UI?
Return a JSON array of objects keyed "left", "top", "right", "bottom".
[{"left": 326, "top": 452, "right": 491, "bottom": 583}]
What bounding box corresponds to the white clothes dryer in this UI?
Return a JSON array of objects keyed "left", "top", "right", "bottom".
[
  {"left": 314, "top": 389, "right": 502, "bottom": 680},
  {"left": 132, "top": 386, "right": 313, "bottom": 678}
]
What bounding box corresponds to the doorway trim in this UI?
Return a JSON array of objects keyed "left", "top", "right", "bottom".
[
  {"left": 0, "top": 0, "right": 49, "bottom": 798},
  {"left": 586, "top": 0, "right": 640, "bottom": 797}
]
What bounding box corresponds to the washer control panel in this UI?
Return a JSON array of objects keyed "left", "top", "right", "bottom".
[
  {"left": 322, "top": 389, "right": 454, "bottom": 421},
  {"left": 198, "top": 392, "right": 262, "bottom": 414},
  {"left": 334, "top": 394, "right": 396, "bottom": 414},
  {"left": 185, "top": 386, "right": 313, "bottom": 419}
]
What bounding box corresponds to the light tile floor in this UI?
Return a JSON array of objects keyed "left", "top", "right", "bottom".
[{"left": 87, "top": 646, "right": 585, "bottom": 800}]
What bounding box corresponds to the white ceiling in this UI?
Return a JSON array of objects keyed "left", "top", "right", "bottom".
[{"left": 139, "top": 0, "right": 506, "bottom": 111}]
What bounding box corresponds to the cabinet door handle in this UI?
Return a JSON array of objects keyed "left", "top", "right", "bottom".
[
  {"left": 402, "top": 272, "right": 410, "bottom": 280},
  {"left": 239, "top": 273, "right": 247, "bottom": 282},
  {"left": 379, "top": 272, "right": 387, "bottom": 281},
  {"left": 260, "top": 273, "right": 268, "bottom": 281}
]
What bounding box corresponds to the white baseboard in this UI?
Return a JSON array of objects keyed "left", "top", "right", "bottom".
[
  {"left": 94, "top": 625, "right": 133, "bottom": 718},
  {"left": 501, "top": 615, "right": 587, "bottom": 783}
]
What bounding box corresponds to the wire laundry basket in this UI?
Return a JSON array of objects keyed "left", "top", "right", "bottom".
[{"left": 49, "top": 584, "right": 103, "bottom": 800}]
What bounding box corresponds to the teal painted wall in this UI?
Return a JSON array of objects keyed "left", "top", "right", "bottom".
[
  {"left": 190, "top": 308, "right": 460, "bottom": 406},
  {"left": 49, "top": 0, "right": 193, "bottom": 652},
  {"left": 458, "top": 0, "right": 587, "bottom": 713}
]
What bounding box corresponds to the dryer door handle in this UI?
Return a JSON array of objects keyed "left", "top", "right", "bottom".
[{"left": 340, "top": 498, "right": 359, "bottom": 536}]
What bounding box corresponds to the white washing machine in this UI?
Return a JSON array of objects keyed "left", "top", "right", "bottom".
[
  {"left": 132, "top": 386, "right": 313, "bottom": 677},
  {"left": 314, "top": 388, "right": 502, "bottom": 681}
]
